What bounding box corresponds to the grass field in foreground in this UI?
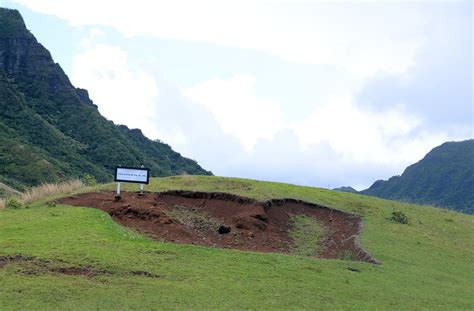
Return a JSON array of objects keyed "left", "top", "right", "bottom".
[{"left": 1, "top": 176, "right": 473, "bottom": 310}]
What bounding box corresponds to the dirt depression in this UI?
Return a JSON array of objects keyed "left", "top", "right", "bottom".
[{"left": 59, "top": 191, "right": 379, "bottom": 264}]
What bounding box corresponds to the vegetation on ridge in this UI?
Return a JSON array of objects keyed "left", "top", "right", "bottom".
[{"left": 362, "top": 139, "right": 474, "bottom": 214}]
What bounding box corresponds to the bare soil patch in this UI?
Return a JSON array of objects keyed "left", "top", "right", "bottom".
[
  {"left": 59, "top": 191, "right": 379, "bottom": 264},
  {"left": 0, "top": 255, "right": 105, "bottom": 277},
  {"left": 0, "top": 255, "right": 160, "bottom": 278}
]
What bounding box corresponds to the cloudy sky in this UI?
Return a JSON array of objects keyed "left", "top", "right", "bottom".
[{"left": 4, "top": 0, "right": 473, "bottom": 189}]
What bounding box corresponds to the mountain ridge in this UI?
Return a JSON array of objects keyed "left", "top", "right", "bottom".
[
  {"left": 361, "top": 139, "right": 474, "bottom": 214},
  {"left": 0, "top": 8, "right": 211, "bottom": 192}
]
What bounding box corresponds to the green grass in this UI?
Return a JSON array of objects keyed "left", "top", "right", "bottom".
[
  {"left": 288, "top": 215, "right": 326, "bottom": 257},
  {"left": 1, "top": 175, "right": 473, "bottom": 310}
]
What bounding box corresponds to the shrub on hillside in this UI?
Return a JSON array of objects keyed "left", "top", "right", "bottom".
[
  {"left": 390, "top": 210, "right": 409, "bottom": 224},
  {"left": 5, "top": 197, "right": 23, "bottom": 209},
  {"left": 83, "top": 174, "right": 97, "bottom": 186}
]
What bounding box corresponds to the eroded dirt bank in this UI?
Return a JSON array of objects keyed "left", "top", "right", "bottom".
[{"left": 58, "top": 191, "right": 379, "bottom": 264}]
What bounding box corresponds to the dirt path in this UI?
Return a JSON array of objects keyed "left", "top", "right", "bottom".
[{"left": 58, "top": 191, "right": 379, "bottom": 264}]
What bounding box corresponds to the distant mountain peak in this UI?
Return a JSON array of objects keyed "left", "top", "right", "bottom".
[
  {"left": 0, "top": 8, "right": 32, "bottom": 39},
  {"left": 362, "top": 139, "right": 474, "bottom": 214},
  {"left": 333, "top": 186, "right": 358, "bottom": 193}
]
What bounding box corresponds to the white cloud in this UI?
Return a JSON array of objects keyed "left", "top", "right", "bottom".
[
  {"left": 71, "top": 44, "right": 160, "bottom": 139},
  {"left": 292, "top": 95, "right": 424, "bottom": 165},
  {"left": 12, "top": 0, "right": 423, "bottom": 77},
  {"left": 181, "top": 73, "right": 444, "bottom": 169},
  {"left": 79, "top": 27, "right": 106, "bottom": 49},
  {"left": 69, "top": 44, "right": 459, "bottom": 189},
  {"left": 178, "top": 73, "right": 454, "bottom": 183},
  {"left": 66, "top": 31, "right": 464, "bottom": 190},
  {"left": 182, "top": 75, "right": 283, "bottom": 150}
]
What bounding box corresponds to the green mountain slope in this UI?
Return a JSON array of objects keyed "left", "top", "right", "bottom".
[
  {"left": 0, "top": 176, "right": 473, "bottom": 310},
  {"left": 0, "top": 8, "right": 211, "bottom": 191},
  {"left": 362, "top": 140, "right": 474, "bottom": 214}
]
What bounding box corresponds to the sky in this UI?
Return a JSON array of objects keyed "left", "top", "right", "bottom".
[{"left": 3, "top": 0, "right": 473, "bottom": 190}]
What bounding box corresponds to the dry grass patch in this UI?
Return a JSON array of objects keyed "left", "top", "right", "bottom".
[
  {"left": 1, "top": 180, "right": 86, "bottom": 209},
  {"left": 20, "top": 180, "right": 85, "bottom": 205},
  {"left": 166, "top": 205, "right": 221, "bottom": 232}
]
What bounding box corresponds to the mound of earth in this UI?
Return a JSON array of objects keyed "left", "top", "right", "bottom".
[{"left": 59, "top": 191, "right": 379, "bottom": 264}]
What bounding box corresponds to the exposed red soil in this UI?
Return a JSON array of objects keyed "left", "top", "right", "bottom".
[{"left": 58, "top": 191, "right": 379, "bottom": 264}]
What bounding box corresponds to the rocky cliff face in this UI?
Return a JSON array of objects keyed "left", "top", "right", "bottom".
[
  {"left": 0, "top": 9, "right": 90, "bottom": 108},
  {"left": 0, "top": 8, "right": 211, "bottom": 191}
]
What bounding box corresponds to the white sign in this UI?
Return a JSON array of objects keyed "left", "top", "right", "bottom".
[{"left": 114, "top": 167, "right": 149, "bottom": 184}]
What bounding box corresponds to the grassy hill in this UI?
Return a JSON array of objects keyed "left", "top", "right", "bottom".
[
  {"left": 362, "top": 140, "right": 474, "bottom": 214},
  {"left": 1, "top": 176, "right": 472, "bottom": 310},
  {"left": 0, "top": 8, "right": 211, "bottom": 192}
]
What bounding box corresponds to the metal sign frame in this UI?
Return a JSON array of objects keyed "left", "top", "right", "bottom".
[{"left": 114, "top": 166, "right": 150, "bottom": 185}]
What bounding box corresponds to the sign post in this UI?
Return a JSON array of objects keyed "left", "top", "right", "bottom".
[
  {"left": 114, "top": 166, "right": 150, "bottom": 201},
  {"left": 116, "top": 181, "right": 121, "bottom": 200},
  {"left": 139, "top": 165, "right": 145, "bottom": 195}
]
